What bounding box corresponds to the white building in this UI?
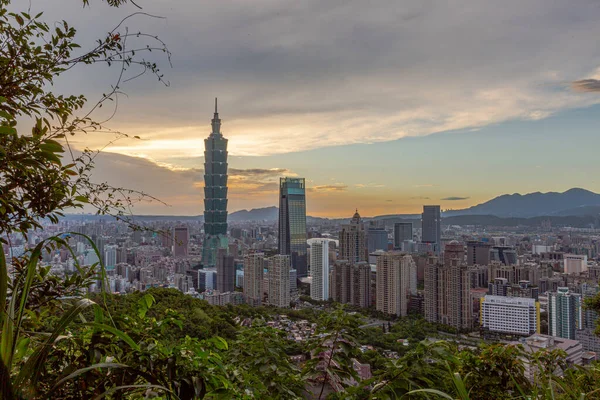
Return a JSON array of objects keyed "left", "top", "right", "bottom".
[
  {"left": 480, "top": 295, "right": 539, "bottom": 336},
  {"left": 104, "top": 245, "right": 118, "bottom": 269},
  {"left": 310, "top": 239, "right": 330, "bottom": 301},
  {"left": 563, "top": 254, "right": 588, "bottom": 274},
  {"left": 243, "top": 252, "right": 265, "bottom": 306},
  {"left": 198, "top": 269, "right": 217, "bottom": 292},
  {"left": 517, "top": 334, "right": 583, "bottom": 381}
]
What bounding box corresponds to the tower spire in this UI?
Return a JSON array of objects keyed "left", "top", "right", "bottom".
[{"left": 211, "top": 97, "right": 221, "bottom": 135}]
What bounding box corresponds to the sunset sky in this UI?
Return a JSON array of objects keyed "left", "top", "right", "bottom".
[{"left": 39, "top": 0, "right": 600, "bottom": 217}]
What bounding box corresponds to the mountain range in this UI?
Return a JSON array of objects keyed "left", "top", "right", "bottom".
[{"left": 229, "top": 188, "right": 600, "bottom": 221}]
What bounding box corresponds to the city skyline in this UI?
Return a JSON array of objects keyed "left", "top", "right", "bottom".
[{"left": 39, "top": 0, "right": 600, "bottom": 217}]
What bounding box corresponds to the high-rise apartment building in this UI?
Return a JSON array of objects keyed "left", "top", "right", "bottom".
[
  {"left": 243, "top": 252, "right": 265, "bottom": 306},
  {"left": 278, "top": 178, "right": 308, "bottom": 277},
  {"left": 310, "top": 239, "right": 329, "bottom": 301},
  {"left": 375, "top": 252, "right": 416, "bottom": 317},
  {"left": 394, "top": 223, "right": 413, "bottom": 249},
  {"left": 202, "top": 99, "right": 229, "bottom": 267},
  {"left": 480, "top": 295, "right": 540, "bottom": 337},
  {"left": 424, "top": 242, "right": 472, "bottom": 330},
  {"left": 104, "top": 245, "right": 118, "bottom": 270},
  {"left": 173, "top": 226, "right": 189, "bottom": 258},
  {"left": 216, "top": 248, "right": 235, "bottom": 293},
  {"left": 339, "top": 211, "right": 368, "bottom": 263},
  {"left": 330, "top": 260, "right": 371, "bottom": 308},
  {"left": 466, "top": 241, "right": 491, "bottom": 266},
  {"left": 421, "top": 205, "right": 441, "bottom": 253},
  {"left": 267, "top": 255, "right": 291, "bottom": 308},
  {"left": 548, "top": 287, "right": 583, "bottom": 340}
]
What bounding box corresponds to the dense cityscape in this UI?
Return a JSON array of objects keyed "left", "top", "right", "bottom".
[
  {"left": 6, "top": 104, "right": 600, "bottom": 396},
  {"left": 5, "top": 1, "right": 600, "bottom": 397}
]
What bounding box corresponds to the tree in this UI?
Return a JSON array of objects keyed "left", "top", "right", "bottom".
[{"left": 0, "top": 0, "right": 172, "bottom": 397}]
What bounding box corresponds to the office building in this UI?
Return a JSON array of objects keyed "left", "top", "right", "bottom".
[
  {"left": 197, "top": 269, "right": 217, "bottom": 292},
  {"left": 244, "top": 252, "right": 265, "bottom": 306},
  {"left": 376, "top": 252, "right": 417, "bottom": 317},
  {"left": 394, "top": 223, "right": 413, "bottom": 249},
  {"left": 480, "top": 295, "right": 540, "bottom": 337},
  {"left": 339, "top": 210, "right": 368, "bottom": 263},
  {"left": 424, "top": 242, "right": 472, "bottom": 330},
  {"left": 330, "top": 260, "right": 371, "bottom": 308},
  {"left": 267, "top": 255, "right": 291, "bottom": 308},
  {"left": 466, "top": 241, "right": 491, "bottom": 266},
  {"left": 216, "top": 248, "right": 235, "bottom": 293},
  {"left": 548, "top": 287, "right": 583, "bottom": 340},
  {"left": 278, "top": 177, "right": 308, "bottom": 277},
  {"left": 310, "top": 239, "right": 330, "bottom": 301},
  {"left": 173, "top": 226, "right": 189, "bottom": 258},
  {"left": 490, "top": 246, "right": 517, "bottom": 265},
  {"left": 421, "top": 205, "right": 441, "bottom": 253},
  {"left": 367, "top": 228, "right": 388, "bottom": 253},
  {"left": 202, "top": 99, "right": 229, "bottom": 267}
]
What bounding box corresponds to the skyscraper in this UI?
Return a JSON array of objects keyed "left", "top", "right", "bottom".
[
  {"left": 243, "top": 252, "right": 265, "bottom": 306},
  {"left": 172, "top": 226, "right": 189, "bottom": 258},
  {"left": 466, "top": 240, "right": 491, "bottom": 266},
  {"left": 339, "top": 210, "right": 368, "bottom": 263},
  {"left": 216, "top": 247, "right": 235, "bottom": 293},
  {"left": 267, "top": 255, "right": 291, "bottom": 308},
  {"left": 548, "top": 287, "right": 583, "bottom": 340},
  {"left": 421, "top": 205, "right": 441, "bottom": 253},
  {"left": 278, "top": 177, "right": 307, "bottom": 277},
  {"left": 394, "top": 222, "right": 413, "bottom": 249},
  {"left": 330, "top": 260, "right": 371, "bottom": 308},
  {"left": 202, "top": 98, "right": 229, "bottom": 267},
  {"left": 375, "top": 252, "right": 417, "bottom": 317},
  {"left": 104, "top": 245, "right": 118, "bottom": 270},
  {"left": 424, "top": 242, "right": 472, "bottom": 330},
  {"left": 310, "top": 239, "right": 330, "bottom": 301}
]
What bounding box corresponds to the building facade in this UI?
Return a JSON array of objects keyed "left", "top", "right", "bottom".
[
  {"left": 421, "top": 205, "right": 441, "bottom": 253},
  {"left": 548, "top": 287, "right": 583, "bottom": 340},
  {"left": 243, "top": 252, "right": 265, "bottom": 306},
  {"left": 216, "top": 247, "right": 235, "bottom": 293},
  {"left": 310, "top": 239, "right": 330, "bottom": 301},
  {"left": 376, "top": 252, "right": 416, "bottom": 317},
  {"left": 173, "top": 227, "right": 189, "bottom": 258},
  {"left": 393, "top": 222, "right": 413, "bottom": 249},
  {"left": 267, "top": 255, "right": 291, "bottom": 308},
  {"left": 278, "top": 178, "right": 308, "bottom": 277},
  {"left": 202, "top": 99, "right": 229, "bottom": 267},
  {"left": 330, "top": 260, "right": 371, "bottom": 308},
  {"left": 424, "top": 243, "right": 473, "bottom": 330},
  {"left": 339, "top": 211, "right": 368, "bottom": 263},
  {"left": 480, "top": 295, "right": 540, "bottom": 337}
]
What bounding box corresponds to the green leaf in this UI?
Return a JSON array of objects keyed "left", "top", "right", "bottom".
[
  {"left": 84, "top": 323, "right": 140, "bottom": 351},
  {"left": 15, "top": 298, "right": 96, "bottom": 389},
  {"left": 74, "top": 196, "right": 89, "bottom": 203},
  {"left": 51, "top": 363, "right": 129, "bottom": 391}
]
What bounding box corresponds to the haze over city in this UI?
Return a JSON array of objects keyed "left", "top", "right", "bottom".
[{"left": 39, "top": 0, "right": 600, "bottom": 217}]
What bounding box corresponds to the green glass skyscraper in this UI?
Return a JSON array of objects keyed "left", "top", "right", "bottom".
[
  {"left": 278, "top": 177, "right": 307, "bottom": 277},
  {"left": 202, "top": 99, "right": 229, "bottom": 267}
]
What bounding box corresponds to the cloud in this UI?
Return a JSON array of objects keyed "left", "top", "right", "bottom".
[
  {"left": 572, "top": 79, "right": 600, "bottom": 93},
  {"left": 354, "top": 183, "right": 385, "bottom": 189},
  {"left": 87, "top": 152, "right": 288, "bottom": 213},
  {"left": 413, "top": 184, "right": 436, "bottom": 188},
  {"left": 308, "top": 184, "right": 348, "bottom": 192},
  {"left": 36, "top": 0, "right": 600, "bottom": 161},
  {"left": 441, "top": 196, "right": 470, "bottom": 201},
  {"left": 385, "top": 200, "right": 393, "bottom": 202},
  {"left": 410, "top": 196, "right": 430, "bottom": 200}
]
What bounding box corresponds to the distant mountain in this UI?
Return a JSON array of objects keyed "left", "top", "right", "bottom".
[
  {"left": 229, "top": 206, "right": 278, "bottom": 222},
  {"left": 445, "top": 188, "right": 600, "bottom": 218}
]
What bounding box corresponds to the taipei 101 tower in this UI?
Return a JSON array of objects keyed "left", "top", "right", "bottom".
[{"left": 201, "top": 98, "right": 229, "bottom": 267}]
